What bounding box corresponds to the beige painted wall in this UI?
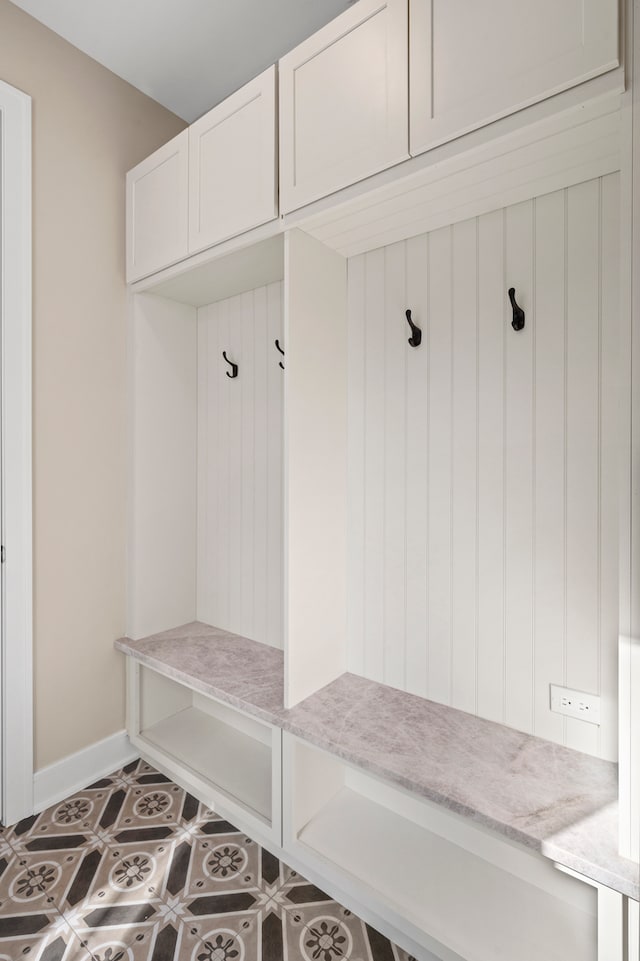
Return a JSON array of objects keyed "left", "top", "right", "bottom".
[{"left": 0, "top": 0, "right": 186, "bottom": 769}]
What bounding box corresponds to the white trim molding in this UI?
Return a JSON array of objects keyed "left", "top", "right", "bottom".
[
  {"left": 0, "top": 79, "right": 33, "bottom": 826},
  {"left": 33, "top": 730, "right": 137, "bottom": 814}
]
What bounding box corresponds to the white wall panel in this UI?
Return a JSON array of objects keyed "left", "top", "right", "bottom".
[
  {"left": 532, "top": 190, "right": 566, "bottom": 747},
  {"left": 404, "top": 235, "right": 430, "bottom": 698},
  {"left": 565, "top": 181, "right": 601, "bottom": 757},
  {"left": 128, "top": 294, "right": 197, "bottom": 640},
  {"left": 284, "top": 230, "right": 348, "bottom": 706},
  {"left": 451, "top": 219, "right": 478, "bottom": 715},
  {"left": 476, "top": 209, "right": 505, "bottom": 724},
  {"left": 347, "top": 175, "right": 620, "bottom": 759},
  {"left": 363, "top": 249, "right": 386, "bottom": 681},
  {"left": 426, "top": 226, "right": 453, "bottom": 706},
  {"left": 503, "top": 201, "right": 534, "bottom": 736},
  {"left": 197, "top": 282, "right": 284, "bottom": 647}
]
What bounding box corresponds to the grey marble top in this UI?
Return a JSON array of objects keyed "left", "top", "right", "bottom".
[
  {"left": 116, "top": 622, "right": 639, "bottom": 900},
  {"left": 115, "top": 622, "right": 285, "bottom": 725}
]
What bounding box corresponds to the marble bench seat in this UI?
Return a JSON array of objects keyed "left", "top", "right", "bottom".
[{"left": 115, "top": 620, "right": 639, "bottom": 900}]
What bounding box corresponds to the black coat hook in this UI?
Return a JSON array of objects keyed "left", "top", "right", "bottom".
[
  {"left": 222, "top": 350, "right": 238, "bottom": 379},
  {"left": 508, "top": 288, "right": 525, "bottom": 332},
  {"left": 405, "top": 309, "right": 422, "bottom": 348},
  {"left": 275, "top": 339, "right": 285, "bottom": 370}
]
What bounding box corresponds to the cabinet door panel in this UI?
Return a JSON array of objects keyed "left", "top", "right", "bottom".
[
  {"left": 280, "top": 0, "right": 409, "bottom": 214},
  {"left": 126, "top": 130, "right": 189, "bottom": 282},
  {"left": 189, "top": 67, "right": 277, "bottom": 254},
  {"left": 410, "top": 0, "right": 619, "bottom": 156}
]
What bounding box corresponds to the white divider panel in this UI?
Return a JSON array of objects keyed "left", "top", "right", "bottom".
[
  {"left": 128, "top": 294, "right": 197, "bottom": 639},
  {"left": 197, "top": 283, "right": 284, "bottom": 647},
  {"left": 285, "top": 230, "right": 348, "bottom": 707},
  {"left": 347, "top": 174, "right": 621, "bottom": 760}
]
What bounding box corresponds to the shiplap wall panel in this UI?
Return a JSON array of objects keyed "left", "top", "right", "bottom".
[
  {"left": 532, "top": 190, "right": 566, "bottom": 747},
  {"left": 347, "top": 255, "right": 366, "bottom": 677},
  {"left": 405, "top": 235, "right": 430, "bottom": 698},
  {"left": 363, "top": 249, "right": 386, "bottom": 681},
  {"left": 504, "top": 201, "right": 535, "bottom": 736},
  {"left": 347, "top": 174, "right": 620, "bottom": 759},
  {"left": 384, "top": 243, "right": 408, "bottom": 690},
  {"left": 565, "top": 181, "right": 600, "bottom": 757},
  {"left": 426, "top": 226, "right": 453, "bottom": 706},
  {"left": 599, "top": 174, "right": 619, "bottom": 762},
  {"left": 266, "top": 283, "right": 284, "bottom": 649},
  {"left": 197, "top": 282, "right": 284, "bottom": 647},
  {"left": 451, "top": 219, "right": 478, "bottom": 714},
  {"left": 476, "top": 209, "right": 505, "bottom": 724}
]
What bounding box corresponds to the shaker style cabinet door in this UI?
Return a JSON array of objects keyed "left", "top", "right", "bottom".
[
  {"left": 410, "top": 0, "right": 620, "bottom": 157},
  {"left": 189, "top": 66, "right": 278, "bottom": 254},
  {"left": 279, "top": 0, "right": 409, "bottom": 214},
  {"left": 126, "top": 130, "right": 189, "bottom": 282}
]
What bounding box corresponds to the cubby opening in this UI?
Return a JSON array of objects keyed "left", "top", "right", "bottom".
[
  {"left": 128, "top": 233, "right": 285, "bottom": 647},
  {"left": 285, "top": 734, "right": 598, "bottom": 961},
  {"left": 134, "top": 664, "right": 279, "bottom": 831}
]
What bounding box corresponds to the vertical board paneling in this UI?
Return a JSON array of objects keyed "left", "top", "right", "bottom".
[
  {"left": 197, "top": 282, "right": 284, "bottom": 648},
  {"left": 241, "top": 291, "right": 255, "bottom": 639},
  {"left": 451, "top": 219, "right": 478, "bottom": 714},
  {"left": 347, "top": 255, "right": 367, "bottom": 674},
  {"left": 565, "top": 181, "right": 601, "bottom": 757},
  {"left": 404, "top": 235, "right": 430, "bottom": 698},
  {"left": 476, "top": 209, "right": 505, "bottom": 724},
  {"left": 363, "top": 248, "right": 386, "bottom": 680},
  {"left": 383, "top": 242, "right": 407, "bottom": 689},
  {"left": 253, "top": 286, "right": 269, "bottom": 644},
  {"left": 427, "top": 226, "right": 453, "bottom": 705},
  {"left": 197, "top": 308, "right": 210, "bottom": 623},
  {"left": 347, "top": 176, "right": 619, "bottom": 759},
  {"left": 504, "top": 200, "right": 534, "bottom": 735},
  {"left": 532, "top": 189, "right": 566, "bottom": 747},
  {"left": 227, "top": 296, "right": 243, "bottom": 631},
  {"left": 215, "top": 300, "right": 231, "bottom": 628},
  {"left": 266, "top": 283, "right": 284, "bottom": 648},
  {"left": 599, "top": 173, "right": 620, "bottom": 762}
]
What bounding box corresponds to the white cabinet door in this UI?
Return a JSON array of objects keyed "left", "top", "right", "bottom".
[
  {"left": 126, "top": 130, "right": 189, "bottom": 282},
  {"left": 279, "top": 0, "right": 409, "bottom": 215},
  {"left": 189, "top": 66, "right": 278, "bottom": 254},
  {"left": 410, "top": 0, "right": 619, "bottom": 157}
]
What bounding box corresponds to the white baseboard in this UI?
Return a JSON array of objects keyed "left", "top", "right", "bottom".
[{"left": 33, "top": 730, "right": 138, "bottom": 814}]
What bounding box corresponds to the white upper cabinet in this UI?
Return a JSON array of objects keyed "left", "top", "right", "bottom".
[
  {"left": 126, "top": 130, "right": 189, "bottom": 282},
  {"left": 189, "top": 66, "right": 278, "bottom": 254},
  {"left": 410, "top": 0, "right": 620, "bottom": 156},
  {"left": 279, "top": 0, "right": 409, "bottom": 214}
]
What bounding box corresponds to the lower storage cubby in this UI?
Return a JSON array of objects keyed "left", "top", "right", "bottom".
[
  {"left": 283, "top": 733, "right": 598, "bottom": 961},
  {"left": 127, "top": 660, "right": 282, "bottom": 846}
]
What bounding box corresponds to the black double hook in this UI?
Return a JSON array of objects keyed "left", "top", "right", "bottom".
[
  {"left": 275, "top": 339, "right": 285, "bottom": 370},
  {"left": 405, "top": 309, "right": 422, "bottom": 348},
  {"left": 508, "top": 288, "right": 525, "bottom": 332},
  {"left": 222, "top": 350, "right": 238, "bottom": 379}
]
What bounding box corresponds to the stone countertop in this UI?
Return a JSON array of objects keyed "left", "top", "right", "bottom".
[
  {"left": 115, "top": 622, "right": 639, "bottom": 900},
  {"left": 282, "top": 671, "right": 638, "bottom": 900},
  {"left": 115, "top": 622, "right": 285, "bottom": 726}
]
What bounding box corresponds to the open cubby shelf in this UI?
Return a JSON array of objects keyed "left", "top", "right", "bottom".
[
  {"left": 127, "top": 656, "right": 282, "bottom": 846},
  {"left": 140, "top": 706, "right": 272, "bottom": 822},
  {"left": 296, "top": 786, "right": 596, "bottom": 961}
]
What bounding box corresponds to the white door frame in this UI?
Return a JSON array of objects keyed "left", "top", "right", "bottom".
[{"left": 0, "top": 79, "right": 33, "bottom": 825}]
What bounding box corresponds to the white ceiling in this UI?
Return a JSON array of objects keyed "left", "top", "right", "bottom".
[{"left": 9, "top": 0, "right": 352, "bottom": 122}]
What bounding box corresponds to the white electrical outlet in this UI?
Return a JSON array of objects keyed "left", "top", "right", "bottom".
[{"left": 549, "top": 684, "right": 601, "bottom": 725}]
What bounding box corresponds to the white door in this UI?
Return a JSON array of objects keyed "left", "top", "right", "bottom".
[
  {"left": 279, "top": 0, "right": 409, "bottom": 214},
  {"left": 188, "top": 67, "right": 278, "bottom": 255},
  {"left": 410, "top": 0, "right": 619, "bottom": 157},
  {"left": 126, "top": 129, "right": 189, "bottom": 282}
]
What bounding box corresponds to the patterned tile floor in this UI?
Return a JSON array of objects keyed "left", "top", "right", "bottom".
[{"left": 0, "top": 758, "right": 416, "bottom": 961}]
